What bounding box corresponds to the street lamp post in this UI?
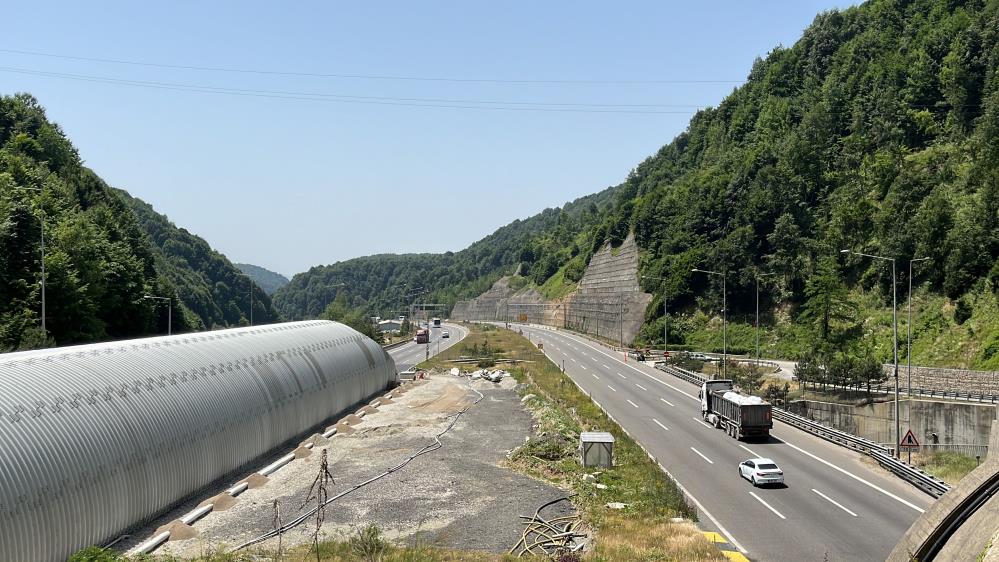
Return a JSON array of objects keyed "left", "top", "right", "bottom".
[
  {"left": 12, "top": 186, "right": 45, "bottom": 334},
  {"left": 755, "top": 272, "right": 776, "bottom": 368},
  {"left": 692, "top": 268, "right": 727, "bottom": 379},
  {"left": 842, "top": 249, "right": 900, "bottom": 459},
  {"left": 144, "top": 295, "right": 172, "bottom": 335},
  {"left": 907, "top": 258, "right": 930, "bottom": 399},
  {"left": 641, "top": 274, "right": 671, "bottom": 354}
]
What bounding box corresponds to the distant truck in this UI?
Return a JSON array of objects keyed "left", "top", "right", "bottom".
[
  {"left": 700, "top": 379, "right": 772, "bottom": 440},
  {"left": 432, "top": 317, "right": 442, "bottom": 328},
  {"left": 415, "top": 328, "right": 430, "bottom": 344}
]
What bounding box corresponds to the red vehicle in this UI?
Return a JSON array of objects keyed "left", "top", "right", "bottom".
[{"left": 415, "top": 328, "right": 430, "bottom": 344}]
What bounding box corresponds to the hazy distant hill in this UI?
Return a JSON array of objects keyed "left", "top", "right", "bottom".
[{"left": 236, "top": 263, "right": 289, "bottom": 295}]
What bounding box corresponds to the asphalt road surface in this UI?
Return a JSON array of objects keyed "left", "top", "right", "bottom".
[
  {"left": 387, "top": 323, "right": 468, "bottom": 372},
  {"left": 512, "top": 323, "right": 932, "bottom": 562}
]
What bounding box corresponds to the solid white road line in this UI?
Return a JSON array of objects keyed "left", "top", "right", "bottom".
[
  {"left": 749, "top": 492, "right": 786, "bottom": 520},
  {"left": 653, "top": 418, "right": 670, "bottom": 431},
  {"left": 779, "top": 440, "right": 925, "bottom": 513},
  {"left": 812, "top": 489, "right": 859, "bottom": 517},
  {"left": 660, "top": 397, "right": 675, "bottom": 407},
  {"left": 690, "top": 447, "right": 714, "bottom": 464},
  {"left": 627, "top": 399, "right": 639, "bottom": 408},
  {"left": 551, "top": 331, "right": 701, "bottom": 400},
  {"left": 511, "top": 325, "right": 749, "bottom": 556},
  {"left": 739, "top": 444, "right": 761, "bottom": 458},
  {"left": 635, "top": 383, "right": 648, "bottom": 391},
  {"left": 607, "top": 385, "right": 617, "bottom": 392}
]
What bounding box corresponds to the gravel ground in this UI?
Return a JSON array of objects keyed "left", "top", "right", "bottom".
[{"left": 128, "top": 373, "right": 572, "bottom": 557}]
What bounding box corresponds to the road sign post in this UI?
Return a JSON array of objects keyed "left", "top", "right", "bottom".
[{"left": 899, "top": 428, "right": 920, "bottom": 463}]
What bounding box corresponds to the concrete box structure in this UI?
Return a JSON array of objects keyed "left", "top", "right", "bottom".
[{"left": 580, "top": 431, "right": 615, "bottom": 467}]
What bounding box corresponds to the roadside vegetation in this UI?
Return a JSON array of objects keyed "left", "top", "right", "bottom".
[
  {"left": 422, "top": 323, "right": 725, "bottom": 562},
  {"left": 910, "top": 450, "right": 981, "bottom": 486}
]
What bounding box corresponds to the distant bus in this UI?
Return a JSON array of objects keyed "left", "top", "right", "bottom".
[
  {"left": 415, "top": 328, "right": 430, "bottom": 344},
  {"left": 432, "top": 317, "right": 441, "bottom": 328}
]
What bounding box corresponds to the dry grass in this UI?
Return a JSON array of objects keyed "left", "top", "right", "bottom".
[
  {"left": 421, "top": 323, "right": 726, "bottom": 562},
  {"left": 590, "top": 516, "right": 726, "bottom": 562}
]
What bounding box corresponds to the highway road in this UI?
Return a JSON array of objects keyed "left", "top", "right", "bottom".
[
  {"left": 512, "top": 324, "right": 932, "bottom": 562},
  {"left": 387, "top": 323, "right": 468, "bottom": 372}
]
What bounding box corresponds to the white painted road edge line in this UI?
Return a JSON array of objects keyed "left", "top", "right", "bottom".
[
  {"left": 635, "top": 383, "right": 647, "bottom": 391},
  {"left": 812, "top": 488, "right": 859, "bottom": 517},
  {"left": 626, "top": 399, "right": 639, "bottom": 408},
  {"left": 540, "top": 326, "right": 930, "bottom": 515},
  {"left": 660, "top": 397, "right": 675, "bottom": 407},
  {"left": 653, "top": 418, "right": 670, "bottom": 431},
  {"left": 749, "top": 492, "right": 786, "bottom": 520},
  {"left": 537, "top": 341, "right": 748, "bottom": 555},
  {"left": 739, "top": 444, "right": 761, "bottom": 458},
  {"left": 690, "top": 447, "right": 714, "bottom": 464},
  {"left": 780, "top": 440, "right": 925, "bottom": 513},
  {"left": 544, "top": 328, "right": 698, "bottom": 399}
]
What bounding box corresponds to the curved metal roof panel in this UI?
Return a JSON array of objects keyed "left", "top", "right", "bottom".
[{"left": 0, "top": 320, "right": 396, "bottom": 561}]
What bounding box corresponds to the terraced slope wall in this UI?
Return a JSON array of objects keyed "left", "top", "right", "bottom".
[{"left": 452, "top": 234, "right": 652, "bottom": 346}]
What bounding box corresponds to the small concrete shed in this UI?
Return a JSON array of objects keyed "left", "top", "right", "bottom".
[{"left": 580, "top": 431, "right": 615, "bottom": 467}]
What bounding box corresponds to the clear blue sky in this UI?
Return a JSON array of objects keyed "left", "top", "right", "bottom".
[{"left": 3, "top": 1, "right": 856, "bottom": 277}]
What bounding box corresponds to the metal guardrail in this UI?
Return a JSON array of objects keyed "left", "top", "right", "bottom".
[
  {"left": 799, "top": 380, "right": 998, "bottom": 404},
  {"left": 652, "top": 362, "right": 952, "bottom": 498}
]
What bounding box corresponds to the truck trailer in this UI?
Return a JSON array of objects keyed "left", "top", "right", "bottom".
[
  {"left": 415, "top": 328, "right": 430, "bottom": 344},
  {"left": 700, "top": 379, "right": 772, "bottom": 440}
]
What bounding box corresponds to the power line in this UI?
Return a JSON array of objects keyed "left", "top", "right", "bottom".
[
  {"left": 0, "top": 66, "right": 703, "bottom": 114},
  {"left": 0, "top": 47, "right": 745, "bottom": 85}
]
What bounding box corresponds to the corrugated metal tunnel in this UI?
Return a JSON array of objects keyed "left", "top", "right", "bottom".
[{"left": 0, "top": 320, "right": 397, "bottom": 562}]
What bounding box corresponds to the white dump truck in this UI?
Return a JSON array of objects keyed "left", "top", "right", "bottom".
[{"left": 700, "top": 379, "right": 772, "bottom": 440}]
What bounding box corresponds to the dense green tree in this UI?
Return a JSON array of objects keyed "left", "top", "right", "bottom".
[{"left": 799, "top": 256, "right": 855, "bottom": 345}]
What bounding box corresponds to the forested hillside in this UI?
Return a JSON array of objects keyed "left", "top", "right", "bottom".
[
  {"left": 235, "top": 263, "right": 289, "bottom": 295},
  {"left": 0, "top": 93, "right": 276, "bottom": 350},
  {"left": 272, "top": 186, "right": 617, "bottom": 319},
  {"left": 117, "top": 190, "right": 280, "bottom": 330},
  {"left": 277, "top": 0, "right": 999, "bottom": 369}
]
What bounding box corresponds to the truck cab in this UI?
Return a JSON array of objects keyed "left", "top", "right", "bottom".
[{"left": 700, "top": 379, "right": 734, "bottom": 419}]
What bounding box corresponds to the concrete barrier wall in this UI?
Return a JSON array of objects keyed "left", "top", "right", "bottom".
[{"left": 790, "top": 399, "right": 994, "bottom": 452}]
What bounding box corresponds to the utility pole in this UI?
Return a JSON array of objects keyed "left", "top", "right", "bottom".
[
  {"left": 144, "top": 295, "right": 172, "bottom": 336},
  {"left": 842, "top": 250, "right": 901, "bottom": 459},
  {"left": 692, "top": 268, "right": 728, "bottom": 379},
  {"left": 755, "top": 272, "right": 776, "bottom": 368},
  {"left": 642, "top": 274, "right": 671, "bottom": 355},
  {"left": 907, "top": 258, "right": 930, "bottom": 398}
]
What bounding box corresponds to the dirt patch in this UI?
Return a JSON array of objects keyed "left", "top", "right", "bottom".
[{"left": 128, "top": 374, "right": 570, "bottom": 558}]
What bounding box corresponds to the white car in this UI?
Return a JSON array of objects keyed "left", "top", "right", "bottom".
[
  {"left": 442, "top": 330, "right": 450, "bottom": 338},
  {"left": 739, "top": 458, "right": 784, "bottom": 487}
]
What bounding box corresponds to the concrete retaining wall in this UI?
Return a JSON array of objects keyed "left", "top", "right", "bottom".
[{"left": 789, "top": 399, "right": 994, "bottom": 453}]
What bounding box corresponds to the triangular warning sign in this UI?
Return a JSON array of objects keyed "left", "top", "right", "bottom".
[{"left": 900, "top": 429, "right": 920, "bottom": 447}]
